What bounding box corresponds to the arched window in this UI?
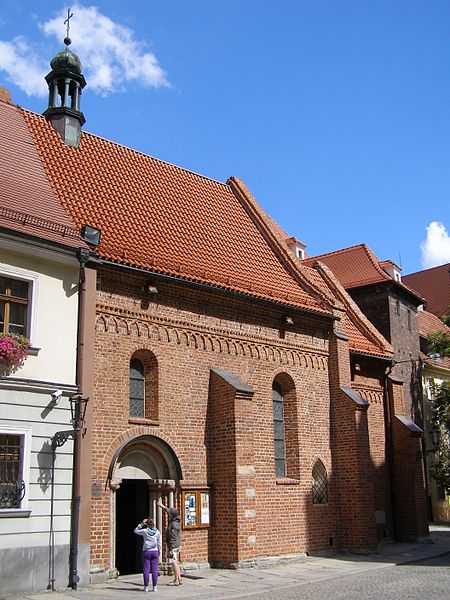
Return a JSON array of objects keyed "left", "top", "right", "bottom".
[
  {"left": 130, "top": 358, "right": 145, "bottom": 418},
  {"left": 272, "top": 381, "right": 286, "bottom": 478},
  {"left": 312, "top": 460, "right": 328, "bottom": 505},
  {"left": 272, "top": 374, "right": 300, "bottom": 480},
  {"left": 129, "top": 351, "right": 159, "bottom": 421}
]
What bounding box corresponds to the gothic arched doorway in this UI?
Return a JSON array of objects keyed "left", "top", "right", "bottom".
[{"left": 108, "top": 435, "right": 183, "bottom": 576}]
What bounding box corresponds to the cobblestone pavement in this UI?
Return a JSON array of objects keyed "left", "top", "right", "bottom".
[
  {"left": 237, "top": 553, "right": 450, "bottom": 600},
  {"left": 2, "top": 525, "right": 449, "bottom": 600}
]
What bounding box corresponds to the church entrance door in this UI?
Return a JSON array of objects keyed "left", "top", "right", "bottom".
[
  {"left": 108, "top": 435, "right": 183, "bottom": 578},
  {"left": 115, "top": 479, "right": 149, "bottom": 575}
]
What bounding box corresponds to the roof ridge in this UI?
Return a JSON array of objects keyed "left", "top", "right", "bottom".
[
  {"left": 404, "top": 262, "right": 450, "bottom": 277},
  {"left": 228, "top": 177, "right": 335, "bottom": 310},
  {"left": 0, "top": 98, "right": 18, "bottom": 111},
  {"left": 0, "top": 205, "right": 80, "bottom": 239},
  {"left": 21, "top": 107, "right": 231, "bottom": 189},
  {"left": 307, "top": 242, "right": 367, "bottom": 261},
  {"left": 361, "top": 243, "right": 391, "bottom": 280},
  {"left": 312, "top": 260, "right": 393, "bottom": 356}
]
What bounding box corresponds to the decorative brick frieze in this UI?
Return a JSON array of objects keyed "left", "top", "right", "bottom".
[
  {"left": 95, "top": 306, "right": 328, "bottom": 370},
  {"left": 351, "top": 383, "right": 384, "bottom": 404}
]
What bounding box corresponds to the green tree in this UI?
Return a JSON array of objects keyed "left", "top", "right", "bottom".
[
  {"left": 427, "top": 330, "right": 450, "bottom": 357},
  {"left": 430, "top": 384, "right": 450, "bottom": 493},
  {"left": 440, "top": 311, "right": 450, "bottom": 327}
]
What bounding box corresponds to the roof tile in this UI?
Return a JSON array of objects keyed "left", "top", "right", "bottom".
[
  {"left": 403, "top": 264, "right": 450, "bottom": 318},
  {"left": 21, "top": 108, "right": 329, "bottom": 314},
  {"left": 0, "top": 100, "right": 82, "bottom": 249},
  {"left": 304, "top": 244, "right": 392, "bottom": 288}
]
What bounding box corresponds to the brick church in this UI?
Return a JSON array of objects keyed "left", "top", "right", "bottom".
[{"left": 0, "top": 36, "right": 429, "bottom": 585}]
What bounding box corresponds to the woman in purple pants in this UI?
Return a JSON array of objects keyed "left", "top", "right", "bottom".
[{"left": 134, "top": 518, "right": 161, "bottom": 592}]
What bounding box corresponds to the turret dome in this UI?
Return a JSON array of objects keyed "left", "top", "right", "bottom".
[{"left": 50, "top": 40, "right": 82, "bottom": 75}]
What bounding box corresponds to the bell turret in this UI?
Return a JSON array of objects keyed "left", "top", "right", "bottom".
[{"left": 43, "top": 33, "right": 86, "bottom": 148}]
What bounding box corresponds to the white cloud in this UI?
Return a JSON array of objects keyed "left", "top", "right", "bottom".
[
  {"left": 0, "top": 37, "right": 48, "bottom": 96},
  {"left": 0, "top": 4, "right": 168, "bottom": 97},
  {"left": 420, "top": 221, "right": 450, "bottom": 269},
  {"left": 41, "top": 4, "right": 169, "bottom": 95}
]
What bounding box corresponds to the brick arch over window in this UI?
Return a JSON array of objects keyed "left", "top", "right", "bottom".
[
  {"left": 129, "top": 349, "right": 159, "bottom": 421},
  {"left": 272, "top": 372, "right": 300, "bottom": 480},
  {"left": 312, "top": 459, "right": 328, "bottom": 505}
]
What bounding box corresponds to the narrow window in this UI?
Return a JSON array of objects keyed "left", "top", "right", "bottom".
[
  {"left": 407, "top": 309, "right": 412, "bottom": 331},
  {"left": 272, "top": 381, "right": 286, "bottom": 478},
  {"left": 130, "top": 358, "right": 145, "bottom": 418},
  {"left": 436, "top": 482, "right": 446, "bottom": 501},
  {"left": 0, "top": 434, "right": 26, "bottom": 509},
  {"left": 0, "top": 276, "right": 29, "bottom": 336},
  {"left": 312, "top": 459, "right": 328, "bottom": 505},
  {"left": 396, "top": 301, "right": 400, "bottom": 317}
]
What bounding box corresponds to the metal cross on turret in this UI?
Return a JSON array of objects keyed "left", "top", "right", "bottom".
[{"left": 64, "top": 8, "right": 73, "bottom": 45}]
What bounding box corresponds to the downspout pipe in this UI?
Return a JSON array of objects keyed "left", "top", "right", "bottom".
[
  {"left": 383, "top": 362, "right": 398, "bottom": 541},
  {"left": 68, "top": 247, "right": 90, "bottom": 589}
]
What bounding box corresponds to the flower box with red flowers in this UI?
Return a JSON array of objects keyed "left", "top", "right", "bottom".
[{"left": 0, "top": 334, "right": 30, "bottom": 376}]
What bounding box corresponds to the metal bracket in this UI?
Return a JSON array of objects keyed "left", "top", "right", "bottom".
[{"left": 52, "top": 429, "right": 75, "bottom": 449}]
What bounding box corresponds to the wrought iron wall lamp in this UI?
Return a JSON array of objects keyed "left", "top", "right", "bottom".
[{"left": 416, "top": 426, "right": 440, "bottom": 461}]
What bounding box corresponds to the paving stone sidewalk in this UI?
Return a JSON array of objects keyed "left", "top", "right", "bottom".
[{"left": 2, "top": 524, "right": 449, "bottom": 600}]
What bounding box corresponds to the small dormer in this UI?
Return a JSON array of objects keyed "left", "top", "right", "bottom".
[
  {"left": 380, "top": 259, "right": 402, "bottom": 283},
  {"left": 286, "top": 236, "right": 307, "bottom": 260}
]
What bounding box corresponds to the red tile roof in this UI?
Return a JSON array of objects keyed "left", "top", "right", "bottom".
[
  {"left": 304, "top": 244, "right": 393, "bottom": 288},
  {"left": 0, "top": 100, "right": 394, "bottom": 358},
  {"left": 20, "top": 107, "right": 334, "bottom": 315},
  {"left": 418, "top": 310, "right": 450, "bottom": 338},
  {"left": 0, "top": 99, "right": 83, "bottom": 249},
  {"left": 403, "top": 263, "right": 450, "bottom": 318},
  {"left": 420, "top": 351, "right": 450, "bottom": 371},
  {"left": 304, "top": 243, "right": 423, "bottom": 303}
]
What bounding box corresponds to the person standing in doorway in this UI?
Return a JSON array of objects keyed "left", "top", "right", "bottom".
[
  {"left": 134, "top": 517, "right": 161, "bottom": 592},
  {"left": 157, "top": 501, "right": 182, "bottom": 586}
]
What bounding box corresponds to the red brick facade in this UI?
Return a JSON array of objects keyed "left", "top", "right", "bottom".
[
  {"left": 82, "top": 266, "right": 428, "bottom": 579},
  {"left": 0, "top": 79, "right": 430, "bottom": 590}
]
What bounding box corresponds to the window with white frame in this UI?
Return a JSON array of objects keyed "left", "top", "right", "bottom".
[
  {"left": 0, "top": 429, "right": 30, "bottom": 511},
  {"left": 426, "top": 379, "right": 434, "bottom": 401},
  {"left": 0, "top": 270, "right": 37, "bottom": 344}
]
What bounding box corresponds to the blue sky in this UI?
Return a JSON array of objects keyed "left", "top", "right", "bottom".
[{"left": 1, "top": 1, "right": 449, "bottom": 274}]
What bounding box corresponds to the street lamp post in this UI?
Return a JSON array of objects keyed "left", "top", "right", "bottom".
[{"left": 52, "top": 394, "right": 88, "bottom": 590}]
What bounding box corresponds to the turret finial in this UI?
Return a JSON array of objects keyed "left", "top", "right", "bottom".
[{"left": 64, "top": 8, "right": 73, "bottom": 46}]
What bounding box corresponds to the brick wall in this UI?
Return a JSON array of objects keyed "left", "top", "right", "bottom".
[
  {"left": 84, "top": 266, "right": 425, "bottom": 576},
  {"left": 350, "top": 284, "right": 422, "bottom": 424},
  {"left": 328, "top": 327, "right": 377, "bottom": 552},
  {"left": 388, "top": 378, "right": 429, "bottom": 541}
]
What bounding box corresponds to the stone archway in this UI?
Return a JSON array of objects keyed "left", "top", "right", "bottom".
[{"left": 108, "top": 435, "right": 182, "bottom": 576}]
